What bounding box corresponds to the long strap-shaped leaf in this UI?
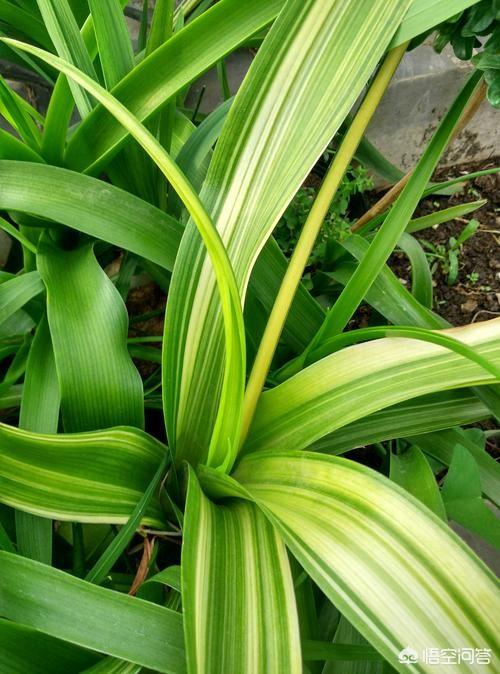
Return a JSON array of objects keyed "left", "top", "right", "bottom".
[
  {"left": 0, "top": 422, "right": 166, "bottom": 525},
  {"left": 0, "top": 551, "right": 186, "bottom": 673},
  {"left": 0, "top": 161, "right": 182, "bottom": 268},
  {"left": 244, "top": 319, "right": 500, "bottom": 454},
  {"left": 182, "top": 468, "right": 301, "bottom": 673},
  {"left": 163, "top": 0, "right": 412, "bottom": 466},
  {"left": 226, "top": 451, "right": 500, "bottom": 673},
  {"left": 63, "top": 0, "right": 480, "bottom": 175},
  {"left": 0, "top": 619, "right": 100, "bottom": 674},
  {"left": 36, "top": 0, "right": 97, "bottom": 117},
  {"left": 15, "top": 315, "right": 59, "bottom": 564},
  {"left": 4, "top": 39, "right": 246, "bottom": 468},
  {"left": 37, "top": 237, "right": 144, "bottom": 432},
  {"left": 65, "top": 0, "right": 286, "bottom": 173},
  {"left": 0, "top": 271, "right": 43, "bottom": 329},
  {"left": 310, "top": 390, "right": 490, "bottom": 454},
  {"left": 0, "top": 161, "right": 319, "bottom": 355}
]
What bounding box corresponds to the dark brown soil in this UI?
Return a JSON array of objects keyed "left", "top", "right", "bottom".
[
  {"left": 388, "top": 158, "right": 499, "bottom": 326},
  {"left": 127, "top": 282, "right": 165, "bottom": 377}
]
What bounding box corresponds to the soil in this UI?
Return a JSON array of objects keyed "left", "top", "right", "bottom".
[{"left": 387, "top": 157, "right": 500, "bottom": 326}]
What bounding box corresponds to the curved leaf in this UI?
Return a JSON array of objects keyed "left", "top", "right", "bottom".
[
  {"left": 65, "top": 0, "right": 286, "bottom": 173},
  {"left": 0, "top": 271, "right": 44, "bottom": 329},
  {"left": 183, "top": 468, "right": 301, "bottom": 673},
  {"left": 163, "top": 0, "right": 412, "bottom": 465},
  {"left": 38, "top": 237, "right": 144, "bottom": 432},
  {"left": 0, "top": 551, "right": 186, "bottom": 673},
  {"left": 0, "top": 422, "right": 166, "bottom": 524},
  {"left": 230, "top": 451, "right": 500, "bottom": 673},
  {"left": 245, "top": 319, "right": 500, "bottom": 454},
  {"left": 0, "top": 619, "right": 100, "bottom": 674},
  {"left": 0, "top": 161, "right": 182, "bottom": 270}
]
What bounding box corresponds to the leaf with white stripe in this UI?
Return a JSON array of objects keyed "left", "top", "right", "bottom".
[
  {"left": 244, "top": 319, "right": 500, "bottom": 454},
  {"left": 0, "top": 422, "right": 166, "bottom": 525},
  {"left": 182, "top": 468, "right": 301, "bottom": 674},
  {"left": 164, "top": 0, "right": 412, "bottom": 466},
  {"left": 229, "top": 451, "right": 500, "bottom": 673}
]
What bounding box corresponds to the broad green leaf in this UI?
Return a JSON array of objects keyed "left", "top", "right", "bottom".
[
  {"left": 407, "top": 428, "right": 500, "bottom": 508},
  {"left": 441, "top": 445, "right": 500, "bottom": 548},
  {"left": 0, "top": 619, "right": 100, "bottom": 674},
  {"left": 244, "top": 319, "right": 500, "bottom": 454},
  {"left": 0, "top": 271, "right": 43, "bottom": 329},
  {"left": 36, "top": 0, "right": 97, "bottom": 116},
  {"left": 0, "top": 127, "right": 44, "bottom": 162},
  {"left": 0, "top": 551, "right": 186, "bottom": 673},
  {"left": 312, "top": 390, "right": 490, "bottom": 454},
  {"left": 229, "top": 451, "right": 500, "bottom": 673},
  {"left": 65, "top": 0, "right": 287, "bottom": 173},
  {"left": 38, "top": 237, "right": 144, "bottom": 432},
  {"left": 390, "top": 445, "right": 446, "bottom": 519},
  {"left": 0, "top": 161, "right": 182, "bottom": 270},
  {"left": 325, "top": 616, "right": 384, "bottom": 674},
  {"left": 15, "top": 315, "right": 59, "bottom": 564},
  {"left": 82, "top": 660, "right": 143, "bottom": 674},
  {"left": 164, "top": 0, "right": 412, "bottom": 465},
  {"left": 390, "top": 0, "right": 482, "bottom": 46},
  {"left": 5, "top": 42, "right": 246, "bottom": 470},
  {"left": 183, "top": 468, "right": 301, "bottom": 673},
  {"left": 0, "top": 422, "right": 166, "bottom": 524}
]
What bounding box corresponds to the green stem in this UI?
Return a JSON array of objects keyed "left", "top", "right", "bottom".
[{"left": 239, "top": 42, "right": 408, "bottom": 446}]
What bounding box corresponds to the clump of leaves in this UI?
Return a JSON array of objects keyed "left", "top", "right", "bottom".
[{"left": 275, "top": 162, "right": 373, "bottom": 265}]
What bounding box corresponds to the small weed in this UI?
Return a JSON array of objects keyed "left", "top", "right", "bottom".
[
  {"left": 275, "top": 162, "right": 373, "bottom": 267},
  {"left": 420, "top": 219, "right": 479, "bottom": 285}
]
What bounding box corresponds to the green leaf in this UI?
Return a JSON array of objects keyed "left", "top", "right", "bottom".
[
  {"left": 244, "top": 319, "right": 500, "bottom": 454},
  {"left": 15, "top": 315, "right": 59, "bottom": 564},
  {"left": 406, "top": 427, "right": 500, "bottom": 508},
  {"left": 0, "top": 421, "right": 166, "bottom": 525},
  {"left": 390, "top": 0, "right": 482, "bottom": 46},
  {"left": 0, "top": 271, "right": 44, "bottom": 330},
  {"left": 164, "top": 0, "right": 412, "bottom": 465},
  {"left": 390, "top": 445, "right": 446, "bottom": 519},
  {"left": 0, "top": 551, "right": 186, "bottom": 673},
  {"left": 0, "top": 0, "right": 52, "bottom": 49},
  {"left": 397, "top": 233, "right": 433, "bottom": 308},
  {"left": 65, "top": 0, "right": 287, "bottom": 174},
  {"left": 0, "top": 75, "right": 41, "bottom": 150},
  {"left": 308, "top": 71, "right": 482, "bottom": 348},
  {"left": 85, "top": 453, "right": 169, "bottom": 585},
  {"left": 406, "top": 200, "right": 486, "bottom": 233},
  {"left": 229, "top": 451, "right": 499, "bottom": 673},
  {"left": 312, "top": 390, "right": 490, "bottom": 455},
  {"left": 183, "top": 468, "right": 301, "bottom": 673},
  {"left": 303, "top": 641, "right": 381, "bottom": 663},
  {"left": 0, "top": 127, "right": 44, "bottom": 162},
  {"left": 441, "top": 445, "right": 500, "bottom": 548},
  {"left": 36, "top": 0, "right": 97, "bottom": 116},
  {"left": 0, "top": 618, "right": 100, "bottom": 674},
  {"left": 38, "top": 237, "right": 144, "bottom": 432},
  {"left": 0, "top": 161, "right": 182, "bottom": 271},
  {"left": 5, "top": 41, "right": 246, "bottom": 470},
  {"left": 88, "top": 0, "right": 133, "bottom": 89}
]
